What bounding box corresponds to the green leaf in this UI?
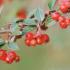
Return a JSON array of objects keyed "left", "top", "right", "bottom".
[
  {"left": 34, "top": 8, "right": 45, "bottom": 21},
  {"left": 22, "top": 26, "right": 34, "bottom": 35},
  {"left": 0, "top": 39, "right": 5, "bottom": 46},
  {"left": 11, "top": 23, "right": 22, "bottom": 35},
  {"left": 23, "top": 18, "right": 36, "bottom": 25},
  {"left": 28, "top": 8, "right": 45, "bottom": 21},
  {"left": 8, "top": 42, "right": 19, "bottom": 50},
  {"left": 48, "top": 0, "right": 56, "bottom": 10}
]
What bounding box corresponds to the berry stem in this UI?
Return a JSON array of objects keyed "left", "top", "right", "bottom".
[{"left": 36, "top": 23, "right": 43, "bottom": 37}]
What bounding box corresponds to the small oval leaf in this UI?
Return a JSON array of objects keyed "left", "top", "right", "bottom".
[
  {"left": 34, "top": 8, "right": 45, "bottom": 21},
  {"left": 23, "top": 18, "right": 36, "bottom": 25},
  {"left": 11, "top": 23, "right": 22, "bottom": 35},
  {"left": 48, "top": 0, "right": 57, "bottom": 10},
  {"left": 8, "top": 42, "right": 19, "bottom": 50}
]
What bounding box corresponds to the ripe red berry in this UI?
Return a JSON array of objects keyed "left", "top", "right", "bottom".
[
  {"left": 5, "top": 57, "right": 14, "bottom": 64},
  {"left": 65, "top": 18, "right": 70, "bottom": 25},
  {"left": 26, "top": 32, "right": 34, "bottom": 40},
  {"left": 0, "top": 0, "right": 4, "bottom": 6},
  {"left": 58, "top": 16, "right": 65, "bottom": 22},
  {"left": 41, "top": 34, "right": 49, "bottom": 43},
  {"left": 51, "top": 12, "right": 60, "bottom": 21},
  {"left": 36, "top": 36, "right": 43, "bottom": 45},
  {"left": 15, "top": 55, "right": 20, "bottom": 62},
  {"left": 30, "top": 39, "right": 36, "bottom": 46},
  {"left": 64, "top": 1, "right": 70, "bottom": 9},
  {"left": 5, "top": 51, "right": 17, "bottom": 64},
  {"left": 0, "top": 49, "right": 7, "bottom": 61},
  {"left": 25, "top": 39, "right": 31, "bottom": 46},
  {"left": 16, "top": 9, "right": 27, "bottom": 19},
  {"left": 60, "top": 4, "right": 68, "bottom": 13},
  {"left": 59, "top": 21, "right": 68, "bottom": 29}
]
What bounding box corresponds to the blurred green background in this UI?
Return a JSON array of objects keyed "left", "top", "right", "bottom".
[{"left": 0, "top": 0, "right": 70, "bottom": 70}]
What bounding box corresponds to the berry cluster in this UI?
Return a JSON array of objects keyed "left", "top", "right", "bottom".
[
  {"left": 1, "top": 0, "right": 70, "bottom": 64},
  {"left": 60, "top": 1, "right": 70, "bottom": 13},
  {"left": 0, "top": 49, "right": 20, "bottom": 64},
  {"left": 25, "top": 32, "right": 49, "bottom": 47},
  {"left": 51, "top": 11, "right": 70, "bottom": 29},
  {"left": 51, "top": 1, "right": 70, "bottom": 29}
]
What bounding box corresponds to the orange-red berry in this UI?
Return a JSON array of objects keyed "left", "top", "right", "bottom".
[
  {"left": 0, "top": 0, "right": 4, "bottom": 6},
  {"left": 65, "top": 18, "right": 70, "bottom": 25},
  {"left": 59, "top": 21, "right": 68, "bottom": 29},
  {"left": 25, "top": 39, "right": 31, "bottom": 46},
  {"left": 15, "top": 55, "right": 20, "bottom": 62},
  {"left": 36, "top": 36, "right": 43, "bottom": 45},
  {"left": 60, "top": 4, "right": 68, "bottom": 13},
  {"left": 0, "top": 49, "right": 7, "bottom": 61},
  {"left": 16, "top": 9, "right": 27, "bottom": 19},
  {"left": 41, "top": 34, "right": 49, "bottom": 43},
  {"left": 30, "top": 39, "right": 36, "bottom": 46},
  {"left": 58, "top": 16, "right": 65, "bottom": 22},
  {"left": 26, "top": 32, "right": 34, "bottom": 40},
  {"left": 51, "top": 12, "right": 60, "bottom": 21}
]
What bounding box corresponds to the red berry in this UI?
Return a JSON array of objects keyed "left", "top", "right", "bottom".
[
  {"left": 25, "top": 39, "right": 31, "bottom": 46},
  {"left": 65, "top": 18, "right": 70, "bottom": 25},
  {"left": 15, "top": 55, "right": 20, "bottom": 62},
  {"left": 5, "top": 51, "right": 17, "bottom": 64},
  {"left": 26, "top": 32, "right": 34, "bottom": 40},
  {"left": 64, "top": 1, "right": 70, "bottom": 9},
  {"left": 5, "top": 57, "right": 14, "bottom": 64},
  {"left": 60, "top": 4, "right": 68, "bottom": 13},
  {"left": 30, "top": 39, "right": 36, "bottom": 46},
  {"left": 0, "top": 49, "right": 7, "bottom": 61},
  {"left": 51, "top": 12, "right": 60, "bottom": 21},
  {"left": 59, "top": 21, "right": 68, "bottom": 29},
  {"left": 0, "top": 0, "right": 4, "bottom": 6},
  {"left": 41, "top": 34, "right": 49, "bottom": 43},
  {"left": 7, "top": 51, "right": 16, "bottom": 60},
  {"left": 58, "top": 16, "right": 65, "bottom": 22},
  {"left": 16, "top": 9, "right": 27, "bottom": 19},
  {"left": 36, "top": 36, "right": 43, "bottom": 45}
]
